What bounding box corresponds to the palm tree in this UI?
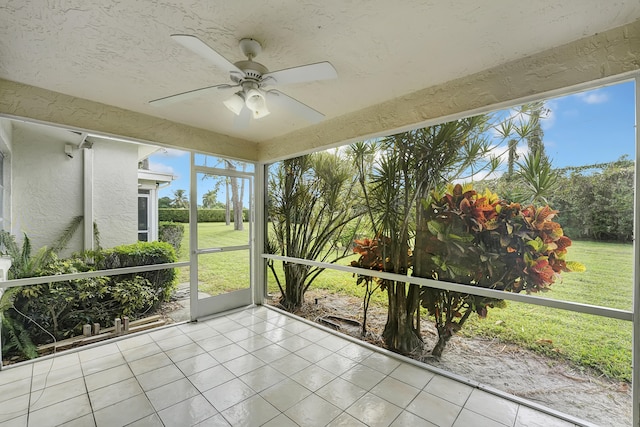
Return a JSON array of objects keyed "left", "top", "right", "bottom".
[
  {"left": 171, "top": 189, "right": 189, "bottom": 209},
  {"left": 202, "top": 189, "right": 218, "bottom": 209}
]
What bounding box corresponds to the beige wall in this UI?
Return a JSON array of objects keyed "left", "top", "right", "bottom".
[{"left": 11, "top": 123, "right": 138, "bottom": 255}]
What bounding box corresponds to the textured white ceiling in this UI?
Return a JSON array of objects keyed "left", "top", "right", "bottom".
[{"left": 1, "top": 0, "right": 640, "bottom": 145}]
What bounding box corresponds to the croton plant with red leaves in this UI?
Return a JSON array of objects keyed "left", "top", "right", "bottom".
[{"left": 351, "top": 183, "right": 584, "bottom": 357}]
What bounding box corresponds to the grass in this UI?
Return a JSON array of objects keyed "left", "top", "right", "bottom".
[
  {"left": 178, "top": 227, "right": 633, "bottom": 381},
  {"left": 176, "top": 222, "right": 251, "bottom": 295},
  {"left": 462, "top": 240, "right": 633, "bottom": 381}
]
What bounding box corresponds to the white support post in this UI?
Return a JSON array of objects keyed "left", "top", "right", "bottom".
[
  {"left": 632, "top": 74, "right": 640, "bottom": 427},
  {"left": 189, "top": 152, "right": 198, "bottom": 321},
  {"left": 252, "top": 163, "right": 266, "bottom": 306},
  {"left": 83, "top": 147, "right": 94, "bottom": 251}
]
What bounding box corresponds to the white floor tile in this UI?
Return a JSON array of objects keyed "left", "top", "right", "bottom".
[
  {"left": 260, "top": 378, "right": 312, "bottom": 412},
  {"left": 389, "top": 362, "right": 435, "bottom": 390},
  {"left": 346, "top": 392, "right": 403, "bottom": 427},
  {"left": 28, "top": 394, "right": 93, "bottom": 426},
  {"left": 0, "top": 307, "right": 593, "bottom": 427},
  {"left": 136, "top": 363, "right": 185, "bottom": 391},
  {"left": 285, "top": 393, "right": 342, "bottom": 427},
  {"left": 453, "top": 408, "right": 508, "bottom": 427},
  {"left": 423, "top": 375, "right": 473, "bottom": 406},
  {"left": 209, "top": 343, "right": 248, "bottom": 363},
  {"left": 128, "top": 352, "right": 173, "bottom": 376},
  {"left": 316, "top": 377, "right": 367, "bottom": 410},
  {"left": 188, "top": 365, "right": 236, "bottom": 392},
  {"left": 202, "top": 378, "right": 255, "bottom": 412},
  {"left": 370, "top": 376, "right": 421, "bottom": 408},
  {"left": 406, "top": 390, "right": 462, "bottom": 427},
  {"left": 164, "top": 341, "right": 206, "bottom": 362},
  {"left": 220, "top": 394, "right": 280, "bottom": 426},
  {"left": 89, "top": 377, "right": 144, "bottom": 411},
  {"left": 290, "top": 364, "right": 337, "bottom": 391},
  {"left": 126, "top": 412, "right": 164, "bottom": 427},
  {"left": 464, "top": 389, "right": 519, "bottom": 426},
  {"left": 326, "top": 412, "right": 369, "bottom": 427},
  {"left": 252, "top": 343, "right": 291, "bottom": 363},
  {"left": 239, "top": 365, "right": 287, "bottom": 393},
  {"left": 390, "top": 411, "right": 437, "bottom": 427},
  {"left": 316, "top": 352, "right": 360, "bottom": 376},
  {"left": 93, "top": 393, "right": 155, "bottom": 427},
  {"left": 0, "top": 394, "right": 29, "bottom": 423},
  {"left": 515, "top": 406, "right": 576, "bottom": 427},
  {"left": 262, "top": 413, "right": 299, "bottom": 427},
  {"left": 340, "top": 363, "right": 386, "bottom": 390},
  {"left": 81, "top": 351, "right": 127, "bottom": 375},
  {"left": 175, "top": 352, "right": 219, "bottom": 376},
  {"left": 0, "top": 377, "right": 30, "bottom": 402},
  {"left": 30, "top": 377, "right": 87, "bottom": 411},
  {"left": 157, "top": 394, "right": 218, "bottom": 427},
  {"left": 145, "top": 377, "right": 200, "bottom": 411},
  {"left": 269, "top": 353, "right": 312, "bottom": 376},
  {"left": 85, "top": 364, "right": 133, "bottom": 391},
  {"left": 222, "top": 353, "right": 265, "bottom": 377}
]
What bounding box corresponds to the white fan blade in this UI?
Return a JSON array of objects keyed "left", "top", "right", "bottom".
[
  {"left": 171, "top": 34, "right": 244, "bottom": 76},
  {"left": 149, "top": 84, "right": 235, "bottom": 106},
  {"left": 234, "top": 106, "right": 252, "bottom": 129},
  {"left": 263, "top": 62, "right": 337, "bottom": 86},
  {"left": 266, "top": 90, "right": 325, "bottom": 123}
]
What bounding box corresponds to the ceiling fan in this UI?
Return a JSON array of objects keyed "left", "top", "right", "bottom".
[{"left": 150, "top": 34, "right": 338, "bottom": 126}]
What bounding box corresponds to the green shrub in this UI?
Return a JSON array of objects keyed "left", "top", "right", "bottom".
[
  {"left": 159, "top": 208, "right": 249, "bottom": 223},
  {"left": 99, "top": 241, "right": 177, "bottom": 304},
  {"left": 159, "top": 221, "right": 185, "bottom": 252}
]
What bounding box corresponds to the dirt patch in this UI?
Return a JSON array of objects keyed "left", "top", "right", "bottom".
[{"left": 271, "top": 289, "right": 632, "bottom": 427}]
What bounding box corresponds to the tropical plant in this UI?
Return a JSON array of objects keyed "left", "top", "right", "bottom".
[
  {"left": 268, "top": 151, "right": 363, "bottom": 311},
  {"left": 353, "top": 116, "right": 499, "bottom": 354},
  {"left": 418, "top": 184, "right": 584, "bottom": 357},
  {"left": 171, "top": 189, "right": 189, "bottom": 209}
]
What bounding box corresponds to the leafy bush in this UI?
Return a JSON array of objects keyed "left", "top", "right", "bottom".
[
  {"left": 159, "top": 221, "right": 184, "bottom": 252},
  {"left": 159, "top": 208, "right": 249, "bottom": 223},
  {"left": 419, "top": 184, "right": 584, "bottom": 356},
  {"left": 99, "top": 241, "right": 177, "bottom": 304}
]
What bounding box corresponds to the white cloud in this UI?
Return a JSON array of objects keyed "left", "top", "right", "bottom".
[
  {"left": 575, "top": 89, "right": 609, "bottom": 105},
  {"left": 148, "top": 161, "right": 176, "bottom": 175},
  {"left": 156, "top": 148, "right": 188, "bottom": 158}
]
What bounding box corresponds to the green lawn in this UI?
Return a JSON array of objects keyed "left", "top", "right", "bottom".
[
  {"left": 462, "top": 240, "right": 633, "bottom": 381},
  {"left": 178, "top": 227, "right": 633, "bottom": 381},
  {"left": 176, "top": 222, "right": 251, "bottom": 295}
]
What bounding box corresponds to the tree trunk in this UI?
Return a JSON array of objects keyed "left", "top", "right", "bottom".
[
  {"left": 281, "top": 263, "right": 308, "bottom": 311},
  {"left": 225, "top": 179, "right": 231, "bottom": 226},
  {"left": 382, "top": 281, "right": 423, "bottom": 354},
  {"left": 431, "top": 327, "right": 452, "bottom": 359},
  {"left": 231, "top": 176, "right": 243, "bottom": 231}
]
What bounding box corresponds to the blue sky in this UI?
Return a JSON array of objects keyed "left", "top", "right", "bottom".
[{"left": 149, "top": 80, "right": 636, "bottom": 202}]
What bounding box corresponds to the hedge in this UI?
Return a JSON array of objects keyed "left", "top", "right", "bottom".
[
  {"left": 99, "top": 241, "right": 178, "bottom": 304},
  {"left": 159, "top": 208, "right": 249, "bottom": 223}
]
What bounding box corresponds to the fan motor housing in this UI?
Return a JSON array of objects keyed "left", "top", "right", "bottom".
[{"left": 233, "top": 60, "right": 268, "bottom": 82}]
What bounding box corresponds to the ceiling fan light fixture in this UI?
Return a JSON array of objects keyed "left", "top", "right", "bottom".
[
  {"left": 245, "top": 88, "right": 270, "bottom": 118},
  {"left": 223, "top": 92, "right": 245, "bottom": 116}
]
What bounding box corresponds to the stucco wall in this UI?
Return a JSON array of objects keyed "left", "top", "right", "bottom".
[
  {"left": 0, "top": 118, "right": 12, "bottom": 231},
  {"left": 92, "top": 141, "right": 138, "bottom": 249},
  {"left": 11, "top": 124, "right": 138, "bottom": 255},
  {"left": 12, "top": 124, "right": 84, "bottom": 255}
]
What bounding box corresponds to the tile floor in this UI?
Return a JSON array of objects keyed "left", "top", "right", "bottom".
[{"left": 0, "top": 306, "right": 585, "bottom": 427}]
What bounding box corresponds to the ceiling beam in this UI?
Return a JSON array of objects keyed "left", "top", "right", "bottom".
[{"left": 0, "top": 79, "right": 259, "bottom": 161}]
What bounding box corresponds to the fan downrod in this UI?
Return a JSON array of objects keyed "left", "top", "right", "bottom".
[{"left": 239, "top": 38, "right": 262, "bottom": 60}]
